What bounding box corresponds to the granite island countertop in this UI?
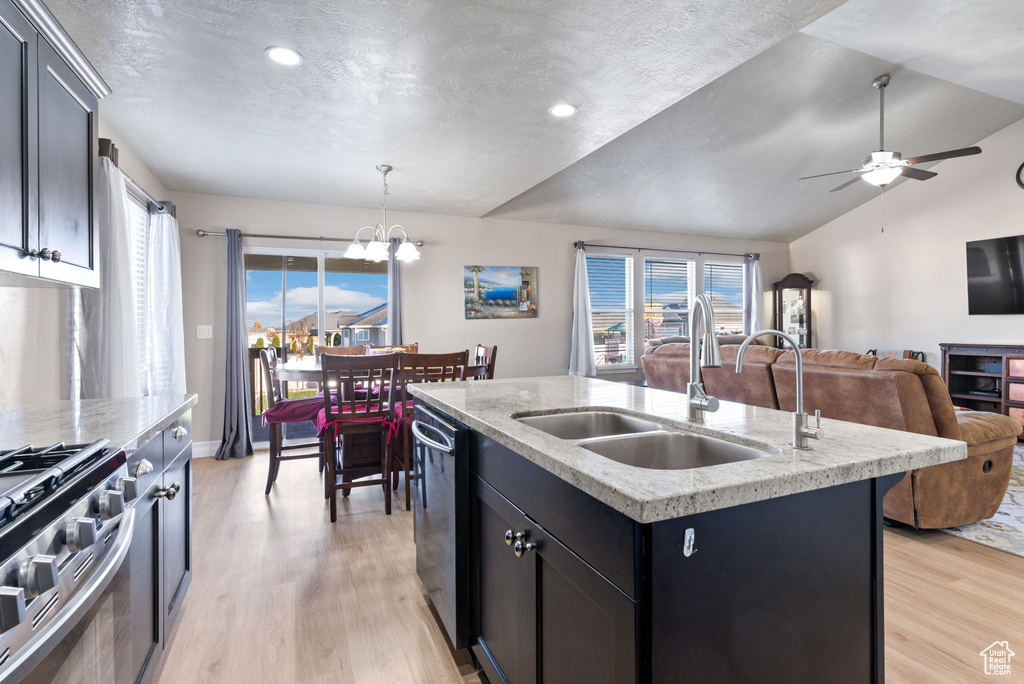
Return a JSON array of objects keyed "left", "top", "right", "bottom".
[
  {"left": 0, "top": 394, "right": 199, "bottom": 455},
  {"left": 409, "top": 376, "right": 967, "bottom": 523}
]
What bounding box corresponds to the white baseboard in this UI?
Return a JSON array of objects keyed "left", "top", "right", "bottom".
[{"left": 191, "top": 441, "right": 220, "bottom": 459}]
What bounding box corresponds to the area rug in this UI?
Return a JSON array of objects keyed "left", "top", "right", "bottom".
[{"left": 939, "top": 446, "right": 1024, "bottom": 557}]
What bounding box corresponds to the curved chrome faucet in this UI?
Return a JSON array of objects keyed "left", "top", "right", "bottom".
[
  {"left": 686, "top": 294, "right": 723, "bottom": 424},
  {"left": 736, "top": 329, "right": 823, "bottom": 450}
]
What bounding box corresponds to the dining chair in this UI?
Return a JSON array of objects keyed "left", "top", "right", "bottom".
[
  {"left": 258, "top": 348, "right": 325, "bottom": 495},
  {"left": 474, "top": 344, "right": 498, "bottom": 379},
  {"left": 315, "top": 345, "right": 366, "bottom": 357},
  {"left": 366, "top": 343, "right": 419, "bottom": 355},
  {"left": 461, "top": 364, "right": 490, "bottom": 381},
  {"left": 318, "top": 353, "right": 400, "bottom": 523},
  {"left": 393, "top": 351, "right": 469, "bottom": 510}
]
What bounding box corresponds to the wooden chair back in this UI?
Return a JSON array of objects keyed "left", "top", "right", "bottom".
[
  {"left": 398, "top": 351, "right": 469, "bottom": 386},
  {"left": 259, "top": 347, "right": 282, "bottom": 409},
  {"left": 366, "top": 343, "right": 419, "bottom": 355},
  {"left": 475, "top": 344, "right": 498, "bottom": 379},
  {"left": 315, "top": 345, "right": 366, "bottom": 358},
  {"left": 461, "top": 364, "right": 490, "bottom": 381},
  {"left": 320, "top": 353, "right": 398, "bottom": 424}
]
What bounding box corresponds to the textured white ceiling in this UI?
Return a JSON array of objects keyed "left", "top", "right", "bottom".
[
  {"left": 485, "top": 33, "right": 1024, "bottom": 242},
  {"left": 803, "top": 0, "right": 1024, "bottom": 105},
  {"left": 46, "top": 0, "right": 846, "bottom": 216}
]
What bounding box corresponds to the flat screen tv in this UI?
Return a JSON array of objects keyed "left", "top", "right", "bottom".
[{"left": 966, "top": 234, "right": 1024, "bottom": 315}]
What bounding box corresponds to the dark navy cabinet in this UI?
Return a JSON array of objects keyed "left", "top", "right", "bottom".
[{"left": 459, "top": 417, "right": 896, "bottom": 684}]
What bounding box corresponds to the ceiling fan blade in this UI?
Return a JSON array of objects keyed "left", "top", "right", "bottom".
[
  {"left": 899, "top": 166, "right": 938, "bottom": 181},
  {"left": 829, "top": 176, "right": 863, "bottom": 193},
  {"left": 799, "top": 169, "right": 862, "bottom": 180},
  {"left": 905, "top": 146, "right": 981, "bottom": 165}
]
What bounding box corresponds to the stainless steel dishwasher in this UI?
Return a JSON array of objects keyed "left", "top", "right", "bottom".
[{"left": 411, "top": 403, "right": 469, "bottom": 649}]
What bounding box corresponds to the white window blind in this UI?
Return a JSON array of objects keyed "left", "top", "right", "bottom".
[
  {"left": 704, "top": 261, "right": 744, "bottom": 334},
  {"left": 643, "top": 258, "right": 693, "bottom": 346},
  {"left": 586, "top": 254, "right": 633, "bottom": 366},
  {"left": 126, "top": 196, "right": 150, "bottom": 381}
]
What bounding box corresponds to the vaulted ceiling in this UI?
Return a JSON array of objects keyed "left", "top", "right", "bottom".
[{"left": 47, "top": 0, "right": 1024, "bottom": 242}]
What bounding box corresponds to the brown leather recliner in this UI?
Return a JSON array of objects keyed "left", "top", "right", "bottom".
[{"left": 641, "top": 345, "right": 1022, "bottom": 529}]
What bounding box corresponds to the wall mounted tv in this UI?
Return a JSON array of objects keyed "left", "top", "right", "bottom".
[{"left": 966, "top": 234, "right": 1024, "bottom": 315}]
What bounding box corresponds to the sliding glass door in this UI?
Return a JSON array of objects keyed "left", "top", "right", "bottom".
[{"left": 244, "top": 248, "right": 388, "bottom": 442}]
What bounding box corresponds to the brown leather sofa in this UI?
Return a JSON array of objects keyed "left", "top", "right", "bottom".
[{"left": 641, "top": 344, "right": 1022, "bottom": 529}]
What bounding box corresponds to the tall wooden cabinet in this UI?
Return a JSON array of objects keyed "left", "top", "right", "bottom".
[{"left": 0, "top": 0, "right": 107, "bottom": 287}]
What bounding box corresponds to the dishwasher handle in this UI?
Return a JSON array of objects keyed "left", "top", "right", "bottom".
[{"left": 411, "top": 420, "right": 456, "bottom": 455}]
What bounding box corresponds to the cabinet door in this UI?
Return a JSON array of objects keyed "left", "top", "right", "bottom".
[
  {"left": 36, "top": 38, "right": 98, "bottom": 287},
  {"left": 532, "top": 525, "right": 637, "bottom": 683},
  {"left": 129, "top": 493, "right": 161, "bottom": 684},
  {"left": 161, "top": 450, "right": 193, "bottom": 639},
  {"left": 0, "top": 0, "right": 38, "bottom": 276},
  {"left": 474, "top": 478, "right": 535, "bottom": 684}
]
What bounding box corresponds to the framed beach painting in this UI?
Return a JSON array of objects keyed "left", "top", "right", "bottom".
[{"left": 464, "top": 265, "right": 538, "bottom": 319}]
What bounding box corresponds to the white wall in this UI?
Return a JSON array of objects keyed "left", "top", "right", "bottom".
[
  {"left": 172, "top": 191, "right": 790, "bottom": 444},
  {"left": 789, "top": 118, "right": 1024, "bottom": 366},
  {"left": 0, "top": 119, "right": 168, "bottom": 406}
]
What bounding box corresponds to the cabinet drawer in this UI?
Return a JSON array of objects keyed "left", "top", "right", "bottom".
[
  {"left": 472, "top": 433, "right": 642, "bottom": 599},
  {"left": 163, "top": 410, "right": 192, "bottom": 460}
]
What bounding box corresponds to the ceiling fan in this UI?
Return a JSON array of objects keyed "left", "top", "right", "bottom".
[{"left": 799, "top": 73, "right": 982, "bottom": 192}]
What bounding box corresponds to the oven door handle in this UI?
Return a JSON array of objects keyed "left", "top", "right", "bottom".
[
  {"left": 2, "top": 508, "right": 136, "bottom": 682},
  {"left": 410, "top": 420, "right": 455, "bottom": 455}
]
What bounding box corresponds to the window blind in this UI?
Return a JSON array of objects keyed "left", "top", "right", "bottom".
[
  {"left": 644, "top": 258, "right": 693, "bottom": 345},
  {"left": 586, "top": 254, "right": 632, "bottom": 366},
  {"left": 704, "top": 261, "right": 744, "bottom": 334},
  {"left": 126, "top": 196, "right": 150, "bottom": 381}
]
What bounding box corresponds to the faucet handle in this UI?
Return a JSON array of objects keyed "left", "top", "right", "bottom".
[{"left": 814, "top": 410, "right": 821, "bottom": 429}]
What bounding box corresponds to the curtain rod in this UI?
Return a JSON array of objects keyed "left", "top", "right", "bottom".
[
  {"left": 195, "top": 229, "right": 423, "bottom": 246},
  {"left": 573, "top": 240, "right": 756, "bottom": 259},
  {"left": 123, "top": 173, "right": 165, "bottom": 211}
]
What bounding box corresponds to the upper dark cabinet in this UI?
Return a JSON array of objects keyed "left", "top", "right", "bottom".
[
  {"left": 0, "top": 0, "right": 107, "bottom": 288},
  {"left": 0, "top": 0, "right": 38, "bottom": 278}
]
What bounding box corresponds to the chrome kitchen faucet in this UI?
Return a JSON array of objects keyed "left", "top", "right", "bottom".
[
  {"left": 736, "top": 329, "right": 823, "bottom": 449},
  {"left": 686, "top": 294, "right": 723, "bottom": 424}
]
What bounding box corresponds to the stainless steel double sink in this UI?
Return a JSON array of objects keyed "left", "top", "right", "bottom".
[{"left": 515, "top": 410, "right": 774, "bottom": 470}]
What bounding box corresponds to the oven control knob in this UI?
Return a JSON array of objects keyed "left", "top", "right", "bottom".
[
  {"left": 99, "top": 490, "right": 125, "bottom": 520},
  {"left": 18, "top": 556, "right": 59, "bottom": 598},
  {"left": 0, "top": 587, "right": 26, "bottom": 632},
  {"left": 117, "top": 477, "right": 139, "bottom": 502},
  {"left": 65, "top": 517, "right": 98, "bottom": 553}
]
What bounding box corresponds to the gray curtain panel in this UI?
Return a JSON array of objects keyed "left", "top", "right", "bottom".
[
  {"left": 215, "top": 229, "right": 253, "bottom": 460},
  {"left": 386, "top": 237, "right": 403, "bottom": 346},
  {"left": 742, "top": 253, "right": 763, "bottom": 336}
]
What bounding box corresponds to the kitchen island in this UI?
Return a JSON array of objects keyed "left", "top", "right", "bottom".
[{"left": 409, "top": 376, "right": 965, "bottom": 684}]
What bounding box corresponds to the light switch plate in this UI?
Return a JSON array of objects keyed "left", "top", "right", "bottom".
[{"left": 196, "top": 325, "right": 213, "bottom": 339}]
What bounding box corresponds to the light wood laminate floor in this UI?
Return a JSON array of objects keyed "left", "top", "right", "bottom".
[{"left": 154, "top": 452, "right": 1024, "bottom": 683}]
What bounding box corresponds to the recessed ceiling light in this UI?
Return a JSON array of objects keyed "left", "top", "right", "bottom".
[
  {"left": 548, "top": 103, "right": 577, "bottom": 117},
  {"left": 265, "top": 46, "right": 303, "bottom": 66}
]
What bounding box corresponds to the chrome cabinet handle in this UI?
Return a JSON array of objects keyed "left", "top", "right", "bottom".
[
  {"left": 134, "top": 458, "right": 154, "bottom": 477},
  {"left": 50, "top": 250, "right": 61, "bottom": 263},
  {"left": 153, "top": 482, "right": 181, "bottom": 500},
  {"left": 513, "top": 540, "right": 537, "bottom": 558},
  {"left": 26, "top": 248, "right": 52, "bottom": 261},
  {"left": 504, "top": 530, "right": 525, "bottom": 546},
  {"left": 172, "top": 426, "right": 187, "bottom": 439}
]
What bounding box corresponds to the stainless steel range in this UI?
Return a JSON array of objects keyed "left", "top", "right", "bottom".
[{"left": 0, "top": 440, "right": 136, "bottom": 681}]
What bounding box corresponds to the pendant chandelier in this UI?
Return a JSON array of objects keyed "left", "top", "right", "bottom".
[{"left": 344, "top": 164, "right": 421, "bottom": 263}]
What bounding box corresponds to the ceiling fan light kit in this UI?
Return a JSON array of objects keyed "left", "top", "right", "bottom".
[
  {"left": 345, "top": 164, "right": 421, "bottom": 263},
  {"left": 799, "top": 73, "right": 982, "bottom": 192}
]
